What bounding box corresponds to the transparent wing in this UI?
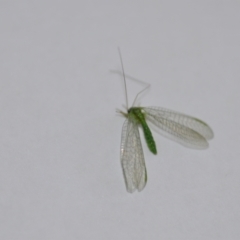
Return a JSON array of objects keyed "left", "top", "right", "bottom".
[
  {"left": 121, "top": 117, "right": 147, "bottom": 193},
  {"left": 143, "top": 107, "right": 214, "bottom": 149}
]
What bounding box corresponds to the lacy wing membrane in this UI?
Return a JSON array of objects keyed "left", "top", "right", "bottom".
[
  {"left": 144, "top": 107, "right": 213, "bottom": 149},
  {"left": 120, "top": 118, "right": 147, "bottom": 193}
]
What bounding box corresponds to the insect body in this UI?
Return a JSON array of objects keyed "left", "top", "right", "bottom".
[
  {"left": 127, "top": 107, "right": 157, "bottom": 154},
  {"left": 117, "top": 49, "right": 214, "bottom": 193}
]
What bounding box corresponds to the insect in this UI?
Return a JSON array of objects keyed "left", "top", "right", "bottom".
[{"left": 116, "top": 48, "right": 214, "bottom": 193}]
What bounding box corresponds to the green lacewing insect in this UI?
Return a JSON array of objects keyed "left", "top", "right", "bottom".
[{"left": 117, "top": 48, "right": 214, "bottom": 193}]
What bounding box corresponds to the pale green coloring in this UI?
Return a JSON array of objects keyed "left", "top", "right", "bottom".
[{"left": 117, "top": 49, "right": 214, "bottom": 193}]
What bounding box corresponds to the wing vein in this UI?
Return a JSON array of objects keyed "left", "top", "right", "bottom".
[
  {"left": 144, "top": 107, "right": 213, "bottom": 149},
  {"left": 120, "top": 118, "right": 147, "bottom": 192}
]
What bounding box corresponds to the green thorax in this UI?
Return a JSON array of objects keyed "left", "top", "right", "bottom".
[{"left": 128, "top": 107, "right": 157, "bottom": 154}]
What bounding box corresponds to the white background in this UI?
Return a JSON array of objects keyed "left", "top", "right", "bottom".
[{"left": 1, "top": 1, "right": 240, "bottom": 239}]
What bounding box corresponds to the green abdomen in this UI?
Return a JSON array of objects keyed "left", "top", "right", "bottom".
[
  {"left": 142, "top": 122, "right": 157, "bottom": 154},
  {"left": 129, "top": 107, "right": 157, "bottom": 155}
]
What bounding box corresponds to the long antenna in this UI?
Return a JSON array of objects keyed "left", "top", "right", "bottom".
[
  {"left": 118, "top": 47, "right": 128, "bottom": 110},
  {"left": 132, "top": 82, "right": 150, "bottom": 107}
]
